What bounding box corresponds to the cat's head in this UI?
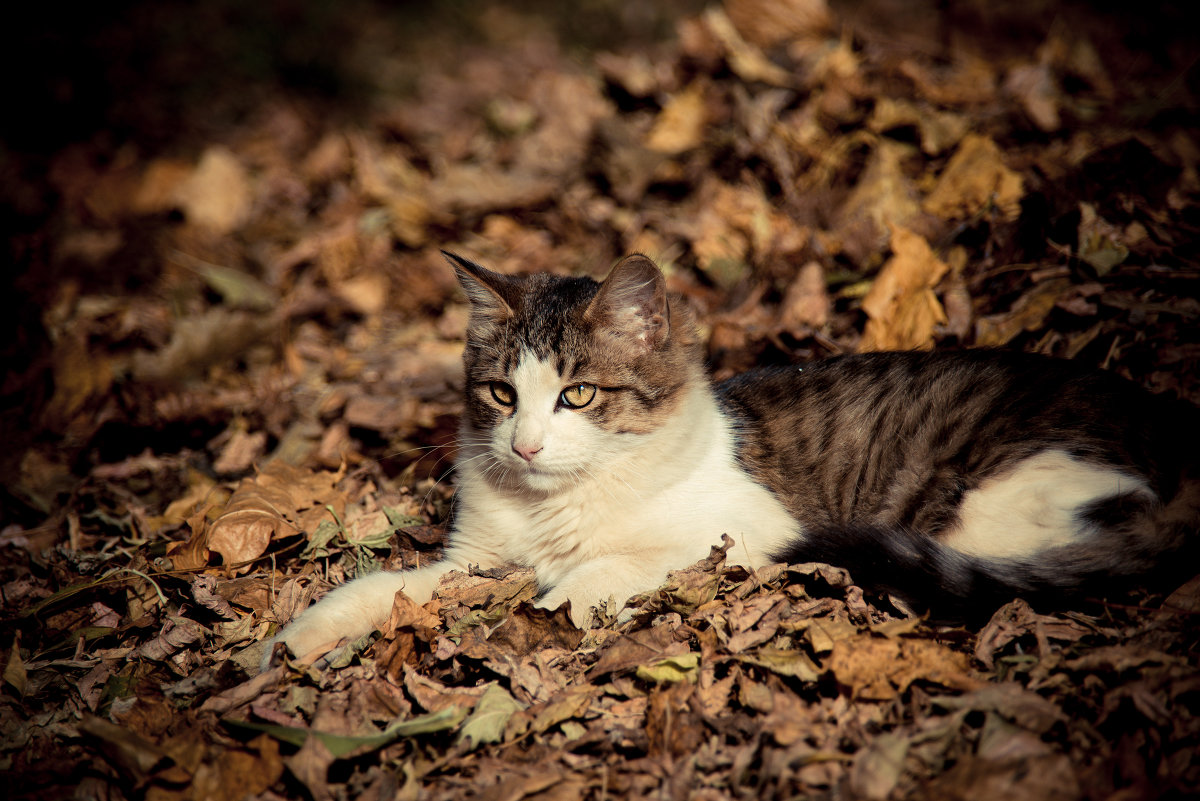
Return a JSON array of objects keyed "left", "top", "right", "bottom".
[{"left": 445, "top": 252, "right": 700, "bottom": 493}]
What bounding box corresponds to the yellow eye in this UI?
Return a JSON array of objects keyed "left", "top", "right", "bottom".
[
  {"left": 560, "top": 383, "right": 597, "bottom": 409},
  {"left": 490, "top": 381, "right": 516, "bottom": 406}
]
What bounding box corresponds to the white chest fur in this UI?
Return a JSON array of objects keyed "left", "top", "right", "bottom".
[{"left": 449, "top": 382, "right": 800, "bottom": 613}]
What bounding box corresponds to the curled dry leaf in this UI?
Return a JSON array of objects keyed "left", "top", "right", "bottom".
[
  {"left": 974, "top": 278, "right": 1072, "bottom": 347},
  {"left": 206, "top": 462, "right": 344, "bottom": 572},
  {"left": 923, "top": 133, "right": 1025, "bottom": 221},
  {"left": 827, "top": 633, "right": 979, "bottom": 700},
  {"left": 860, "top": 225, "right": 949, "bottom": 351}
]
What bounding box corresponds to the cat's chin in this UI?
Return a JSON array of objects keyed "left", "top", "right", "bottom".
[{"left": 517, "top": 467, "right": 576, "bottom": 494}]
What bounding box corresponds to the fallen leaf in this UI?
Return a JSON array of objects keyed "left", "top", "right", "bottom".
[
  {"left": 636, "top": 652, "right": 701, "bottom": 684},
  {"left": 645, "top": 81, "right": 709, "bottom": 155},
  {"left": 724, "top": 0, "right": 831, "bottom": 47},
  {"left": 3, "top": 635, "right": 27, "bottom": 696},
  {"left": 974, "top": 278, "right": 1071, "bottom": 347},
  {"left": 734, "top": 647, "right": 821, "bottom": 681},
  {"left": 867, "top": 97, "right": 968, "bottom": 155},
  {"left": 860, "top": 224, "right": 949, "bottom": 351},
  {"left": 827, "top": 634, "right": 978, "bottom": 700},
  {"left": 835, "top": 139, "right": 925, "bottom": 261},
  {"left": 205, "top": 462, "right": 343, "bottom": 571},
  {"left": 226, "top": 705, "right": 467, "bottom": 759},
  {"left": 130, "top": 307, "right": 277, "bottom": 383},
  {"left": 848, "top": 732, "right": 909, "bottom": 801},
  {"left": 457, "top": 683, "right": 525, "bottom": 750},
  {"left": 780, "top": 261, "right": 831, "bottom": 329},
  {"left": 1006, "top": 61, "right": 1061, "bottom": 132},
  {"left": 174, "top": 147, "right": 252, "bottom": 234},
  {"left": 589, "top": 626, "right": 691, "bottom": 678},
  {"left": 1077, "top": 202, "right": 1130, "bottom": 275},
  {"left": 703, "top": 7, "right": 794, "bottom": 87},
  {"left": 923, "top": 133, "right": 1025, "bottom": 221}
]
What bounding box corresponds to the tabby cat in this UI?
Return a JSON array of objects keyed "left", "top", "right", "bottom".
[{"left": 266, "top": 253, "right": 1199, "bottom": 665}]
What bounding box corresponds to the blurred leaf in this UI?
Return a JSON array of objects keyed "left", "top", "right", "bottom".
[
  {"left": 178, "top": 254, "right": 276, "bottom": 311},
  {"left": 225, "top": 705, "right": 468, "bottom": 759},
  {"left": 457, "top": 683, "right": 525, "bottom": 750},
  {"left": 3, "top": 635, "right": 27, "bottom": 696},
  {"left": 923, "top": 133, "right": 1024, "bottom": 221},
  {"left": 636, "top": 652, "right": 700, "bottom": 684}
]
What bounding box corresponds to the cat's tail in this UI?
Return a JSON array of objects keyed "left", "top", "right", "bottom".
[{"left": 777, "top": 477, "right": 1200, "bottom": 624}]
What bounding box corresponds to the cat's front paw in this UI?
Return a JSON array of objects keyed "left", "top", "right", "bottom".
[
  {"left": 534, "top": 589, "right": 589, "bottom": 627},
  {"left": 260, "top": 614, "right": 348, "bottom": 670}
]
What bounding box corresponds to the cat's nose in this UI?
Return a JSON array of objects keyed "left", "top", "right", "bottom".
[{"left": 513, "top": 442, "right": 542, "bottom": 462}]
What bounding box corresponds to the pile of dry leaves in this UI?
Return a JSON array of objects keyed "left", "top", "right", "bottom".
[{"left": 3, "top": 1, "right": 1199, "bottom": 798}]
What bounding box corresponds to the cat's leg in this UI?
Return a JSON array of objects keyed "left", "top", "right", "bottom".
[
  {"left": 263, "top": 547, "right": 492, "bottom": 667},
  {"left": 535, "top": 553, "right": 689, "bottom": 626}
]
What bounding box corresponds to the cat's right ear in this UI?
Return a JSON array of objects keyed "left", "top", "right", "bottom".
[
  {"left": 443, "top": 251, "right": 516, "bottom": 333},
  {"left": 585, "top": 254, "right": 669, "bottom": 355}
]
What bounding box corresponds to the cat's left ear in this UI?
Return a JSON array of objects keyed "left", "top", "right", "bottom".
[
  {"left": 585, "top": 254, "right": 669, "bottom": 354},
  {"left": 443, "top": 251, "right": 518, "bottom": 333}
]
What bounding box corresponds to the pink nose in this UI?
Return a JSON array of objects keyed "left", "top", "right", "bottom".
[{"left": 513, "top": 442, "right": 542, "bottom": 462}]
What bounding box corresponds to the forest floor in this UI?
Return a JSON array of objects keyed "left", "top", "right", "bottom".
[{"left": 3, "top": 1, "right": 1200, "bottom": 799}]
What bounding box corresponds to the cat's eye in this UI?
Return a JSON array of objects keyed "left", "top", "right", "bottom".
[
  {"left": 489, "top": 381, "right": 516, "bottom": 406},
  {"left": 559, "top": 383, "right": 597, "bottom": 409}
]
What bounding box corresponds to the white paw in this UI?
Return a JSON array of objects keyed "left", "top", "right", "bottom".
[{"left": 260, "top": 615, "right": 348, "bottom": 670}]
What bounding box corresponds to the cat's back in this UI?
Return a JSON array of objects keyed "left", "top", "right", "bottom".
[{"left": 717, "top": 349, "right": 1196, "bottom": 530}]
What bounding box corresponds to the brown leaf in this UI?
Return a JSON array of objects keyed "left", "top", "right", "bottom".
[
  {"left": 136, "top": 615, "right": 206, "bottom": 661},
  {"left": 645, "top": 683, "right": 705, "bottom": 757},
  {"left": 867, "top": 98, "right": 968, "bottom": 156},
  {"left": 848, "top": 732, "right": 909, "bottom": 801},
  {"left": 936, "top": 684, "right": 1068, "bottom": 735},
  {"left": 724, "top": 0, "right": 831, "bottom": 48},
  {"left": 1005, "top": 61, "right": 1061, "bottom": 132},
  {"left": 923, "top": 133, "right": 1025, "bottom": 221},
  {"left": 645, "top": 81, "right": 709, "bottom": 155},
  {"left": 827, "top": 634, "right": 979, "bottom": 700},
  {"left": 974, "top": 598, "right": 1091, "bottom": 670},
  {"left": 589, "top": 626, "right": 691, "bottom": 679},
  {"left": 974, "top": 278, "right": 1071, "bottom": 347},
  {"left": 860, "top": 224, "right": 949, "bottom": 351},
  {"left": 212, "top": 427, "right": 268, "bottom": 476},
  {"left": 703, "top": 7, "right": 794, "bottom": 87},
  {"left": 42, "top": 332, "right": 112, "bottom": 430},
  {"left": 835, "top": 140, "right": 925, "bottom": 262},
  {"left": 173, "top": 146, "right": 252, "bottom": 234},
  {"left": 206, "top": 462, "right": 343, "bottom": 571},
  {"left": 1076, "top": 202, "right": 1130, "bottom": 275},
  {"left": 78, "top": 715, "right": 170, "bottom": 780},
  {"left": 780, "top": 261, "right": 831, "bottom": 330},
  {"left": 190, "top": 738, "right": 284, "bottom": 801},
  {"left": 476, "top": 603, "right": 585, "bottom": 657},
  {"left": 130, "top": 307, "right": 277, "bottom": 383}
]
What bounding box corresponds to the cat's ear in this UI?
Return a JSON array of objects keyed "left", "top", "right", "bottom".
[
  {"left": 585, "top": 254, "right": 669, "bottom": 354},
  {"left": 443, "top": 251, "right": 517, "bottom": 333}
]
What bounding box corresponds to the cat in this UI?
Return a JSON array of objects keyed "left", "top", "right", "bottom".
[{"left": 264, "top": 252, "right": 1200, "bottom": 666}]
